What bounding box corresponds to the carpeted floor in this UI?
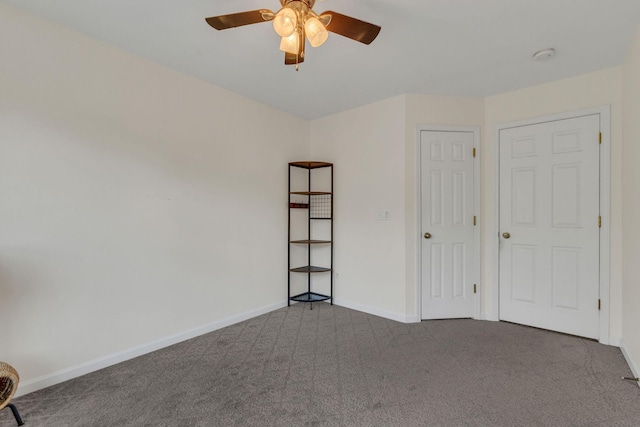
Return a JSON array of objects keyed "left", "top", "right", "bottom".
[{"left": 2, "top": 303, "right": 639, "bottom": 426}]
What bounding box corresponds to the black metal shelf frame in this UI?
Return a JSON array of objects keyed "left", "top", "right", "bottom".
[{"left": 288, "top": 161, "right": 333, "bottom": 309}]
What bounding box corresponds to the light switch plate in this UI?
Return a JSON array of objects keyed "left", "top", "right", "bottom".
[{"left": 377, "top": 210, "right": 390, "bottom": 220}]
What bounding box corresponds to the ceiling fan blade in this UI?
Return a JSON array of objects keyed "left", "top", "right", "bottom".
[
  {"left": 285, "top": 33, "right": 305, "bottom": 66},
  {"left": 205, "top": 9, "right": 273, "bottom": 30},
  {"left": 321, "top": 11, "right": 381, "bottom": 45}
]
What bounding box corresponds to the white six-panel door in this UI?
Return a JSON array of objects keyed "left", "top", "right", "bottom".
[
  {"left": 421, "top": 130, "right": 475, "bottom": 319},
  {"left": 499, "top": 114, "right": 600, "bottom": 339}
]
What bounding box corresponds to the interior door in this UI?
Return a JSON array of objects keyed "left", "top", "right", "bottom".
[
  {"left": 421, "top": 130, "right": 475, "bottom": 319},
  {"left": 499, "top": 114, "right": 600, "bottom": 339}
]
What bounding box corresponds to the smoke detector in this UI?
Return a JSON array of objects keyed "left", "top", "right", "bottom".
[{"left": 533, "top": 48, "right": 556, "bottom": 61}]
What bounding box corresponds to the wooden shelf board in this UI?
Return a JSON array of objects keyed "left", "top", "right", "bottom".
[
  {"left": 289, "top": 265, "right": 332, "bottom": 273},
  {"left": 289, "top": 161, "right": 333, "bottom": 170},
  {"left": 290, "top": 191, "right": 332, "bottom": 196}
]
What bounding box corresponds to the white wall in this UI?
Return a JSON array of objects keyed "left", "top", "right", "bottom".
[
  {"left": 484, "top": 68, "right": 624, "bottom": 343},
  {"left": 309, "top": 96, "right": 408, "bottom": 320},
  {"left": 0, "top": 3, "right": 309, "bottom": 390},
  {"left": 621, "top": 24, "right": 640, "bottom": 378}
]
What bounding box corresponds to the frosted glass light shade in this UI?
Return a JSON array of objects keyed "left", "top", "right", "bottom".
[
  {"left": 304, "top": 17, "right": 328, "bottom": 47},
  {"left": 279, "top": 33, "right": 299, "bottom": 54},
  {"left": 273, "top": 8, "right": 297, "bottom": 37}
]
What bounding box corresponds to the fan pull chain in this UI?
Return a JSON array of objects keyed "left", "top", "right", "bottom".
[{"left": 295, "top": 27, "right": 300, "bottom": 71}]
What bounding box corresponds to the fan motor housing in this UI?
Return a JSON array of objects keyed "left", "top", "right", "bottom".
[{"left": 282, "top": 0, "right": 316, "bottom": 9}]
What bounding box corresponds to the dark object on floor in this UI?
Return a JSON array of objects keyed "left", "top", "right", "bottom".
[{"left": 0, "top": 362, "right": 24, "bottom": 426}]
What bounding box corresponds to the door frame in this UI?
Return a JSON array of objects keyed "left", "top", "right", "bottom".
[
  {"left": 493, "top": 106, "right": 611, "bottom": 344},
  {"left": 416, "top": 125, "right": 481, "bottom": 320}
]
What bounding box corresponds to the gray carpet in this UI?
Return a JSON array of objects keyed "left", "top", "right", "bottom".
[{"left": 2, "top": 304, "right": 639, "bottom": 426}]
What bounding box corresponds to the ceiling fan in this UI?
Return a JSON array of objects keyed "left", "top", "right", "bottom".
[{"left": 205, "top": 0, "right": 381, "bottom": 69}]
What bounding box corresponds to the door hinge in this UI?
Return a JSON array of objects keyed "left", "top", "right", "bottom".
[
  {"left": 474, "top": 284, "right": 477, "bottom": 294},
  {"left": 474, "top": 216, "right": 477, "bottom": 226},
  {"left": 598, "top": 216, "right": 602, "bottom": 228},
  {"left": 599, "top": 132, "right": 602, "bottom": 144},
  {"left": 598, "top": 299, "right": 601, "bottom": 310},
  {"left": 473, "top": 148, "right": 477, "bottom": 158}
]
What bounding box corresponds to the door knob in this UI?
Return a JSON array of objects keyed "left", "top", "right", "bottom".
[
  {"left": 502, "top": 232, "right": 511, "bottom": 239},
  {"left": 424, "top": 232, "right": 432, "bottom": 239}
]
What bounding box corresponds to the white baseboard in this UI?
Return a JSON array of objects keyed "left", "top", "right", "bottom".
[
  {"left": 16, "top": 300, "right": 287, "bottom": 397},
  {"left": 619, "top": 339, "right": 640, "bottom": 389},
  {"left": 333, "top": 298, "right": 419, "bottom": 323},
  {"left": 607, "top": 335, "right": 622, "bottom": 347}
]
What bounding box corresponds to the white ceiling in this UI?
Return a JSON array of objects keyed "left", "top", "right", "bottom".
[{"left": 5, "top": 0, "right": 640, "bottom": 119}]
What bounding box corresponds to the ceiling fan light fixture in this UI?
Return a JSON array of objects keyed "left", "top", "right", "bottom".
[
  {"left": 279, "top": 32, "right": 299, "bottom": 54},
  {"left": 205, "top": 1, "right": 381, "bottom": 67},
  {"left": 273, "top": 7, "right": 297, "bottom": 37},
  {"left": 304, "top": 16, "right": 328, "bottom": 47}
]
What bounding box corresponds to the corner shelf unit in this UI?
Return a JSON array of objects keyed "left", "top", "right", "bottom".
[{"left": 288, "top": 161, "right": 333, "bottom": 308}]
